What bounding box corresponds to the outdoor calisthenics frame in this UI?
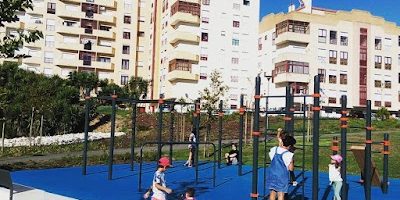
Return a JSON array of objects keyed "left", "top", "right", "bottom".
[
  {"left": 137, "top": 141, "right": 217, "bottom": 191},
  {"left": 81, "top": 89, "right": 194, "bottom": 180},
  {"left": 250, "top": 75, "right": 321, "bottom": 200}
]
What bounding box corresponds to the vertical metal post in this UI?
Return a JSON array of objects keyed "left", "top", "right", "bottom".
[
  {"left": 130, "top": 102, "right": 137, "bottom": 171},
  {"left": 157, "top": 98, "right": 164, "bottom": 160},
  {"left": 251, "top": 76, "right": 261, "bottom": 200},
  {"left": 312, "top": 75, "right": 320, "bottom": 200},
  {"left": 332, "top": 136, "right": 338, "bottom": 155},
  {"left": 263, "top": 97, "right": 268, "bottom": 197},
  {"left": 340, "top": 95, "right": 348, "bottom": 200},
  {"left": 382, "top": 133, "right": 389, "bottom": 194},
  {"left": 218, "top": 100, "right": 223, "bottom": 168},
  {"left": 169, "top": 105, "right": 175, "bottom": 165},
  {"left": 365, "top": 100, "right": 372, "bottom": 200},
  {"left": 195, "top": 99, "right": 200, "bottom": 184},
  {"left": 82, "top": 88, "right": 90, "bottom": 175},
  {"left": 108, "top": 94, "right": 117, "bottom": 180},
  {"left": 302, "top": 96, "right": 306, "bottom": 200},
  {"left": 238, "top": 94, "right": 244, "bottom": 176},
  {"left": 284, "top": 86, "right": 290, "bottom": 133}
]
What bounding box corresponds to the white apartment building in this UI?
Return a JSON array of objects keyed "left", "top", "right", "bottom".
[
  {"left": 156, "top": 0, "right": 260, "bottom": 109},
  {"left": 1, "top": 0, "right": 153, "bottom": 88},
  {"left": 258, "top": 0, "right": 400, "bottom": 114}
]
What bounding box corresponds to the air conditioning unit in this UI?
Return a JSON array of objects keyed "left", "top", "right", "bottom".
[
  {"left": 35, "top": 19, "right": 43, "bottom": 24},
  {"left": 100, "top": 6, "right": 106, "bottom": 11}
]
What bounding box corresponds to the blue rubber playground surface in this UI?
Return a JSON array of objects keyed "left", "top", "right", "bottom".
[{"left": 12, "top": 161, "right": 400, "bottom": 200}]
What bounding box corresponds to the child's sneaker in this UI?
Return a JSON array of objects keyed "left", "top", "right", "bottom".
[{"left": 292, "top": 181, "right": 298, "bottom": 186}]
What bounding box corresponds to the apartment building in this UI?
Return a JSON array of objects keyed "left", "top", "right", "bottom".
[
  {"left": 1, "top": 0, "right": 152, "bottom": 88},
  {"left": 155, "top": 0, "right": 260, "bottom": 109},
  {"left": 258, "top": 0, "right": 400, "bottom": 114}
]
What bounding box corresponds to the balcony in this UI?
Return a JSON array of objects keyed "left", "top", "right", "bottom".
[
  {"left": 171, "top": 0, "right": 200, "bottom": 3},
  {"left": 5, "top": 21, "right": 25, "bottom": 29},
  {"left": 272, "top": 60, "right": 310, "bottom": 87},
  {"left": 57, "top": 25, "right": 85, "bottom": 35},
  {"left": 25, "top": 40, "right": 44, "bottom": 48},
  {"left": 96, "top": 0, "right": 117, "bottom": 8},
  {"left": 275, "top": 32, "right": 310, "bottom": 45},
  {"left": 92, "top": 45, "right": 115, "bottom": 55},
  {"left": 94, "top": 13, "right": 116, "bottom": 24},
  {"left": 169, "top": 31, "right": 200, "bottom": 45},
  {"left": 167, "top": 70, "right": 199, "bottom": 83},
  {"left": 23, "top": 56, "right": 42, "bottom": 64},
  {"left": 56, "top": 42, "right": 82, "bottom": 51},
  {"left": 274, "top": 47, "right": 308, "bottom": 63},
  {"left": 170, "top": 51, "right": 199, "bottom": 63},
  {"left": 94, "top": 29, "right": 116, "bottom": 39},
  {"left": 56, "top": 58, "right": 80, "bottom": 67},
  {"left": 25, "top": 21, "right": 45, "bottom": 31},
  {"left": 340, "top": 59, "right": 348, "bottom": 65},
  {"left": 374, "top": 62, "right": 382, "bottom": 69},
  {"left": 92, "top": 61, "right": 115, "bottom": 70},
  {"left": 275, "top": 20, "right": 310, "bottom": 45},
  {"left": 329, "top": 57, "right": 337, "bottom": 64},
  {"left": 170, "top": 12, "right": 200, "bottom": 27},
  {"left": 385, "top": 64, "right": 392, "bottom": 70}
]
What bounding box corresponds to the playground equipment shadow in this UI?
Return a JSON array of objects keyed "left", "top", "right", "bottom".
[{"left": 11, "top": 161, "right": 399, "bottom": 200}]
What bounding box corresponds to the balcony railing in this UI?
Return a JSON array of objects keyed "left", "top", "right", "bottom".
[
  {"left": 169, "top": 59, "right": 192, "bottom": 72},
  {"left": 375, "top": 62, "right": 382, "bottom": 69},
  {"left": 275, "top": 20, "right": 310, "bottom": 36},
  {"left": 340, "top": 59, "right": 347, "bottom": 65},
  {"left": 273, "top": 60, "right": 309, "bottom": 76},
  {"left": 385, "top": 64, "right": 391, "bottom": 70},
  {"left": 330, "top": 38, "right": 337, "bottom": 45}
]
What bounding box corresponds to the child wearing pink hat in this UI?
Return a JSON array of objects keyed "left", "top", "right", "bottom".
[{"left": 329, "top": 154, "right": 343, "bottom": 200}]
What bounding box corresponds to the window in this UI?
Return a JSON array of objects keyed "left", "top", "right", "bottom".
[
  {"left": 374, "top": 101, "right": 381, "bottom": 107},
  {"left": 231, "top": 76, "right": 239, "bottom": 83},
  {"left": 340, "top": 74, "right": 347, "bottom": 84},
  {"left": 231, "top": 57, "right": 239, "bottom": 64},
  {"left": 200, "top": 55, "right": 208, "bottom": 61},
  {"left": 375, "top": 38, "right": 382, "bottom": 50},
  {"left": 329, "top": 75, "right": 337, "bottom": 84},
  {"left": 201, "top": 32, "right": 208, "bottom": 42},
  {"left": 384, "top": 57, "right": 392, "bottom": 70},
  {"left": 138, "top": 31, "right": 145, "bottom": 37},
  {"left": 318, "top": 69, "right": 326, "bottom": 82},
  {"left": 200, "top": 73, "right": 207, "bottom": 80},
  {"left": 201, "top": 17, "right": 209, "bottom": 23},
  {"left": 202, "top": 0, "right": 210, "bottom": 5},
  {"left": 98, "top": 57, "right": 111, "bottom": 63},
  {"left": 124, "top": 15, "right": 131, "bottom": 24},
  {"left": 121, "top": 75, "right": 129, "bottom": 85},
  {"left": 45, "top": 35, "right": 55, "bottom": 47},
  {"left": 122, "top": 59, "right": 129, "bottom": 70},
  {"left": 384, "top": 38, "right": 392, "bottom": 47},
  {"left": 232, "top": 39, "right": 239, "bottom": 46},
  {"left": 384, "top": 80, "right": 391, "bottom": 89},
  {"left": 46, "top": 19, "right": 55, "bottom": 31},
  {"left": 318, "top": 29, "right": 327, "bottom": 43},
  {"left": 122, "top": 45, "right": 130, "bottom": 54},
  {"left": 340, "top": 35, "right": 348, "bottom": 46},
  {"left": 399, "top": 73, "right": 400, "bottom": 83},
  {"left": 329, "top": 31, "right": 337, "bottom": 44},
  {"left": 47, "top": 2, "right": 56, "bottom": 14},
  {"left": 375, "top": 56, "right": 382, "bottom": 69},
  {"left": 275, "top": 20, "right": 309, "bottom": 36},
  {"left": 328, "top": 97, "right": 337, "bottom": 104},
  {"left": 398, "top": 35, "right": 400, "bottom": 46},
  {"left": 124, "top": 0, "right": 133, "bottom": 10},
  {"left": 123, "top": 31, "right": 131, "bottom": 39},
  {"left": 374, "top": 80, "right": 382, "bottom": 87},
  {"left": 340, "top": 51, "right": 348, "bottom": 65},
  {"left": 233, "top": 3, "right": 240, "bottom": 10},
  {"left": 243, "top": 0, "right": 250, "bottom": 6},
  {"left": 221, "top": 31, "right": 226, "bottom": 36},
  {"left": 44, "top": 51, "right": 54, "bottom": 63},
  {"left": 233, "top": 21, "right": 240, "bottom": 28},
  {"left": 385, "top": 101, "right": 391, "bottom": 107},
  {"left": 329, "top": 50, "right": 337, "bottom": 64}
]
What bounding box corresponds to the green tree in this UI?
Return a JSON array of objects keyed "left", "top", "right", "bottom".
[
  {"left": 199, "top": 70, "right": 229, "bottom": 115},
  {"left": 68, "top": 71, "right": 99, "bottom": 98},
  {"left": 376, "top": 107, "right": 390, "bottom": 121},
  {"left": 126, "top": 76, "right": 149, "bottom": 99},
  {"left": 0, "top": 0, "right": 43, "bottom": 58}
]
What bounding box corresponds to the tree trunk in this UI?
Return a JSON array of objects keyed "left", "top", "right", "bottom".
[
  {"left": 1, "top": 122, "right": 5, "bottom": 154},
  {"left": 29, "top": 107, "right": 35, "bottom": 146},
  {"left": 39, "top": 115, "right": 43, "bottom": 145}
]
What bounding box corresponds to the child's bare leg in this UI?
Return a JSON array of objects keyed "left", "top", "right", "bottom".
[
  {"left": 188, "top": 151, "right": 193, "bottom": 165},
  {"left": 277, "top": 192, "right": 284, "bottom": 200},
  {"left": 269, "top": 190, "right": 276, "bottom": 200}
]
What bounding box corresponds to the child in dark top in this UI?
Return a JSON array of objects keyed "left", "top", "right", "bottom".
[
  {"left": 225, "top": 143, "right": 239, "bottom": 165},
  {"left": 277, "top": 130, "right": 297, "bottom": 186}
]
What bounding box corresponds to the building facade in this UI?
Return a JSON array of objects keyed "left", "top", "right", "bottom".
[
  {"left": 258, "top": 0, "right": 400, "bottom": 114},
  {"left": 155, "top": 0, "right": 260, "bottom": 109},
  {"left": 1, "top": 0, "right": 153, "bottom": 88}
]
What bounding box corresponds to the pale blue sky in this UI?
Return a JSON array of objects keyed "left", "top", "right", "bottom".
[{"left": 260, "top": 0, "right": 399, "bottom": 25}]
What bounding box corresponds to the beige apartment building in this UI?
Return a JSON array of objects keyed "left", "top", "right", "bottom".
[
  {"left": 258, "top": 0, "right": 400, "bottom": 114},
  {"left": 1, "top": 0, "right": 153, "bottom": 89}
]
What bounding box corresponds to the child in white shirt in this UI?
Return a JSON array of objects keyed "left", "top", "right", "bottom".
[{"left": 329, "top": 154, "right": 343, "bottom": 200}]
